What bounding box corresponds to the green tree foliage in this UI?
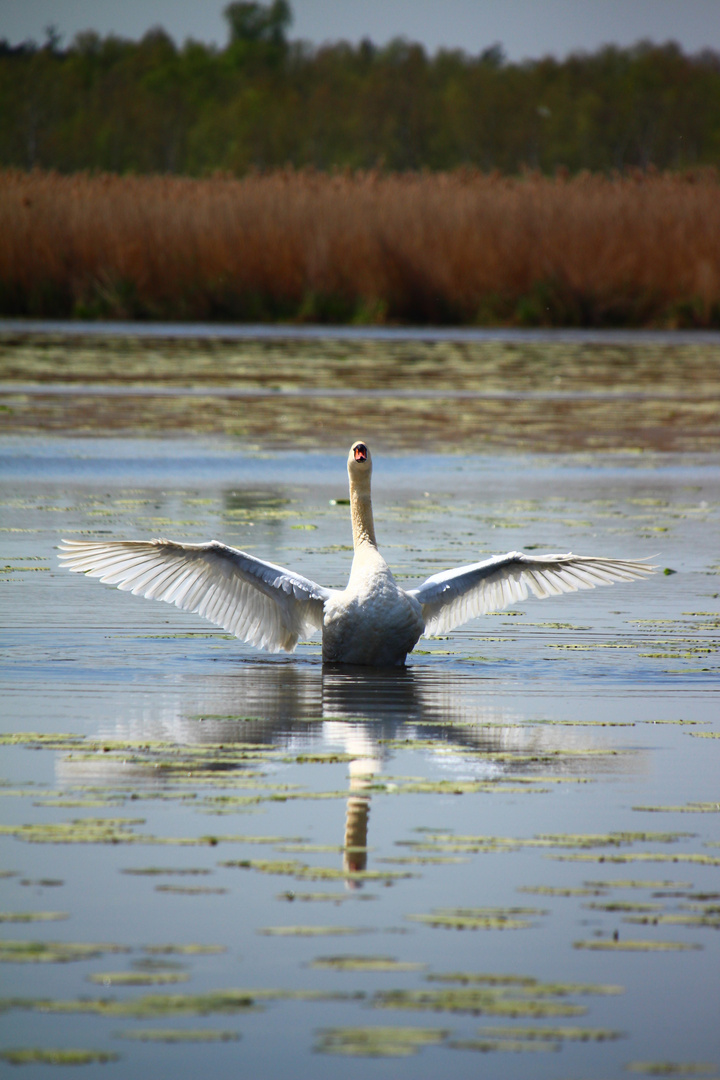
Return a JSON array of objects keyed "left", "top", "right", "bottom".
[
  {"left": 1, "top": 3, "right": 719, "bottom": 174},
  {"left": 225, "top": 1, "right": 292, "bottom": 45}
]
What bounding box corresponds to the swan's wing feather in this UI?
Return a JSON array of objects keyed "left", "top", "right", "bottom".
[
  {"left": 58, "top": 538, "right": 331, "bottom": 653},
  {"left": 408, "top": 551, "right": 656, "bottom": 636}
]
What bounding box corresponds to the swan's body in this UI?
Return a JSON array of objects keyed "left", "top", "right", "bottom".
[{"left": 59, "top": 442, "right": 655, "bottom": 667}]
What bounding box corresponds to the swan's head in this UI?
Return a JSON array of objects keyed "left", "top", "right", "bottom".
[{"left": 348, "top": 441, "right": 372, "bottom": 478}]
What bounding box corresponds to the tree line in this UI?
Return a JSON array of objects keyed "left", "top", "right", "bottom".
[{"left": 2, "top": 1, "right": 720, "bottom": 175}]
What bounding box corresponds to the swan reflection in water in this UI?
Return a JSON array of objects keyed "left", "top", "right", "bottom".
[{"left": 56, "top": 661, "right": 640, "bottom": 883}]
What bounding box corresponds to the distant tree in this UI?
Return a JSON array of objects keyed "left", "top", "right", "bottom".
[{"left": 224, "top": 1, "right": 292, "bottom": 46}]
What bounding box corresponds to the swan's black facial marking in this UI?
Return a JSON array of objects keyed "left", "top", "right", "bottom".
[{"left": 354, "top": 444, "right": 368, "bottom": 462}]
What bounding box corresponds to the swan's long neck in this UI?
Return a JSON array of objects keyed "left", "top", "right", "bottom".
[{"left": 349, "top": 471, "right": 377, "bottom": 549}]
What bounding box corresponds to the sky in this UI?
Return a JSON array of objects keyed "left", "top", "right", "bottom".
[{"left": 1, "top": 0, "right": 719, "bottom": 60}]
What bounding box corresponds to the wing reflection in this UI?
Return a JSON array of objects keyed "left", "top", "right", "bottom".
[{"left": 56, "top": 661, "right": 639, "bottom": 885}]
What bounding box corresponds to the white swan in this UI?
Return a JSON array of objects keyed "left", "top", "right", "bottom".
[{"left": 58, "top": 441, "right": 655, "bottom": 667}]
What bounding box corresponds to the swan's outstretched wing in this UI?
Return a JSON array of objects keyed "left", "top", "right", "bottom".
[
  {"left": 408, "top": 552, "right": 656, "bottom": 636},
  {"left": 58, "top": 538, "right": 332, "bottom": 653}
]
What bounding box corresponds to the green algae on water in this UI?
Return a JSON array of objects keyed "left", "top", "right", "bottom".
[
  {"left": 315, "top": 1026, "right": 447, "bottom": 1057},
  {"left": 371, "top": 988, "right": 587, "bottom": 1018},
  {"left": 633, "top": 803, "right": 720, "bottom": 813},
  {"left": 574, "top": 939, "right": 701, "bottom": 951},
  {"left": 117, "top": 1028, "right": 240, "bottom": 1042},
  {"left": 518, "top": 886, "right": 607, "bottom": 897},
  {"left": 406, "top": 907, "right": 546, "bottom": 930},
  {"left": 0, "top": 941, "right": 130, "bottom": 964},
  {"left": 276, "top": 891, "right": 366, "bottom": 904},
  {"left": 142, "top": 944, "right": 227, "bottom": 956},
  {"left": 584, "top": 880, "right": 693, "bottom": 890},
  {"left": 474, "top": 1024, "right": 625, "bottom": 1041},
  {"left": 6, "top": 988, "right": 363, "bottom": 1018},
  {"left": 623, "top": 914, "right": 720, "bottom": 928},
  {"left": 0, "top": 1048, "right": 119, "bottom": 1065},
  {"left": 425, "top": 973, "right": 623, "bottom": 996},
  {"left": 310, "top": 956, "right": 425, "bottom": 972},
  {"left": 626, "top": 1064, "right": 719, "bottom": 1076},
  {"left": 154, "top": 885, "right": 228, "bottom": 895},
  {"left": 447, "top": 1037, "right": 559, "bottom": 1052},
  {"left": 258, "top": 926, "right": 373, "bottom": 937},
  {"left": 0, "top": 911, "right": 68, "bottom": 923}
]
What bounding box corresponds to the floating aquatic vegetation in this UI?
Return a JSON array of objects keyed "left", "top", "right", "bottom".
[
  {"left": 371, "top": 988, "right": 586, "bottom": 1017},
  {"left": 297, "top": 867, "right": 414, "bottom": 883},
  {"left": 0, "top": 941, "right": 130, "bottom": 964},
  {"left": 276, "top": 844, "right": 369, "bottom": 854},
  {"left": 310, "top": 956, "right": 425, "bottom": 972},
  {"left": 518, "top": 886, "right": 607, "bottom": 897},
  {"left": 633, "top": 803, "right": 720, "bottom": 813},
  {"left": 219, "top": 858, "right": 306, "bottom": 876},
  {"left": 623, "top": 914, "right": 720, "bottom": 928},
  {"left": 0, "top": 818, "right": 146, "bottom": 845},
  {"left": 0, "top": 911, "right": 68, "bottom": 923},
  {"left": 584, "top": 880, "right": 693, "bottom": 890},
  {"left": 574, "top": 939, "right": 701, "bottom": 951},
  {"left": 554, "top": 853, "right": 720, "bottom": 866},
  {"left": 643, "top": 720, "right": 707, "bottom": 725},
  {"left": 6, "top": 987, "right": 364, "bottom": 1018},
  {"left": 33, "top": 797, "right": 125, "bottom": 808},
  {"left": 0, "top": 1048, "right": 119, "bottom": 1065},
  {"left": 117, "top": 1028, "right": 240, "bottom": 1042},
  {"left": 0, "top": 817, "right": 274, "bottom": 847},
  {"left": 19, "top": 991, "right": 257, "bottom": 1018},
  {"left": 258, "top": 926, "right": 373, "bottom": 937},
  {"left": 142, "top": 945, "right": 226, "bottom": 955},
  {"left": 377, "top": 856, "right": 468, "bottom": 865},
  {"left": 447, "top": 1037, "right": 558, "bottom": 1052},
  {"left": 122, "top": 867, "right": 212, "bottom": 876},
  {"left": 89, "top": 971, "right": 190, "bottom": 986},
  {"left": 154, "top": 886, "right": 228, "bottom": 895},
  {"left": 626, "top": 1064, "right": 719, "bottom": 1076},
  {"left": 315, "top": 1025, "right": 448, "bottom": 1057},
  {"left": 220, "top": 858, "right": 412, "bottom": 883},
  {"left": 425, "top": 973, "right": 623, "bottom": 996},
  {"left": 399, "top": 831, "right": 688, "bottom": 856},
  {"left": 0, "top": 733, "right": 84, "bottom": 747},
  {"left": 406, "top": 907, "right": 545, "bottom": 930},
  {"left": 584, "top": 901, "right": 663, "bottom": 912},
  {"left": 276, "top": 891, "right": 367, "bottom": 904},
  {"left": 472, "top": 1024, "right": 624, "bottom": 1041}
]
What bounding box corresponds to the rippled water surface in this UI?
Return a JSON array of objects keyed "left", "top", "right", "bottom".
[{"left": 1, "top": 329, "right": 719, "bottom": 1077}]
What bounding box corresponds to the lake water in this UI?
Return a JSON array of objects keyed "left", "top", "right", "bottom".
[{"left": 0, "top": 328, "right": 719, "bottom": 1077}]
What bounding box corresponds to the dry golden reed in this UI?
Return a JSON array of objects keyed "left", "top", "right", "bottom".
[{"left": 1, "top": 168, "right": 719, "bottom": 325}]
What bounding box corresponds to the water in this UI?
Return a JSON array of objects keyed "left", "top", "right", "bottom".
[
  {"left": 1, "top": 431, "right": 718, "bottom": 1077},
  {"left": 3, "top": 317, "right": 720, "bottom": 344}
]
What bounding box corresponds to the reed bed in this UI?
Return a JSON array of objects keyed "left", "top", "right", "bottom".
[{"left": 1, "top": 168, "right": 719, "bottom": 326}]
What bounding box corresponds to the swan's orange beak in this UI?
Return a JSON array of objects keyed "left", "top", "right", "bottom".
[{"left": 354, "top": 444, "right": 368, "bottom": 462}]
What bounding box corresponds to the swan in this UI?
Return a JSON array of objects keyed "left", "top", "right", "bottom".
[{"left": 58, "top": 441, "right": 655, "bottom": 667}]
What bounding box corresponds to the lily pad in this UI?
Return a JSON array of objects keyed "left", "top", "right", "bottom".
[
  {"left": 574, "top": 939, "right": 701, "bottom": 952},
  {"left": 0, "top": 941, "right": 130, "bottom": 964},
  {"left": 0, "top": 1048, "right": 119, "bottom": 1065},
  {"left": 315, "top": 1026, "right": 447, "bottom": 1057},
  {"left": 310, "top": 956, "right": 425, "bottom": 972},
  {"left": 0, "top": 912, "right": 68, "bottom": 923},
  {"left": 117, "top": 1028, "right": 239, "bottom": 1042},
  {"left": 258, "top": 926, "right": 373, "bottom": 937}
]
